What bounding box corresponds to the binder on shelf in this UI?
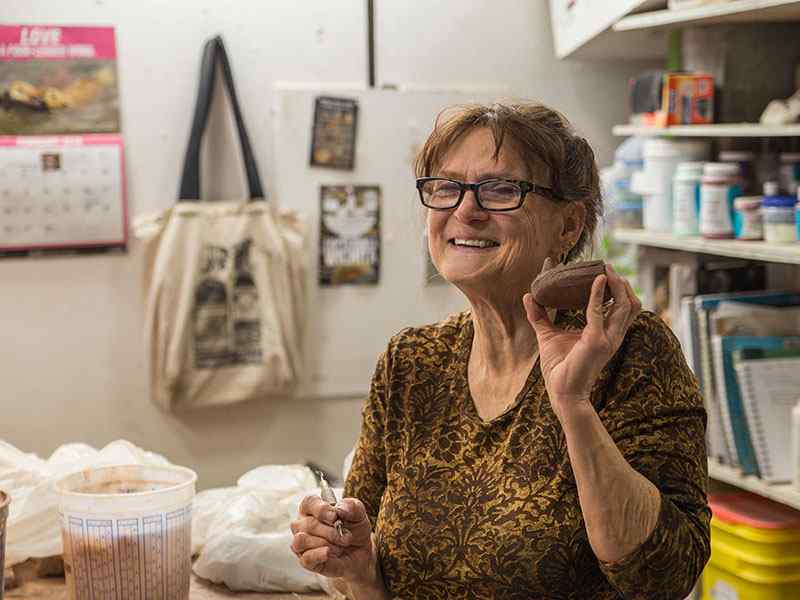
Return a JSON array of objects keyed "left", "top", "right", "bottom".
[
  {"left": 694, "top": 289, "right": 800, "bottom": 467},
  {"left": 734, "top": 347, "right": 800, "bottom": 483},
  {"left": 711, "top": 336, "right": 800, "bottom": 476}
]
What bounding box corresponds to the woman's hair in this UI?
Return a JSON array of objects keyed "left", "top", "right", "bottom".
[{"left": 414, "top": 102, "right": 602, "bottom": 261}]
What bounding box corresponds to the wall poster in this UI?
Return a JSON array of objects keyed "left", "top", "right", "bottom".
[
  {"left": 0, "top": 25, "right": 120, "bottom": 134},
  {"left": 319, "top": 184, "right": 380, "bottom": 285},
  {"left": 309, "top": 96, "right": 358, "bottom": 170}
]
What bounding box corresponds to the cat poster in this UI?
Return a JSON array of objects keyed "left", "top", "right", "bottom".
[
  {"left": 319, "top": 184, "right": 380, "bottom": 285},
  {"left": 0, "top": 25, "right": 120, "bottom": 134}
]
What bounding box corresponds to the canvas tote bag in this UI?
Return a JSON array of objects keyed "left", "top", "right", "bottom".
[{"left": 137, "top": 36, "right": 307, "bottom": 411}]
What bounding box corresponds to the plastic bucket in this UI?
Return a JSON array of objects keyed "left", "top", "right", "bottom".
[
  {"left": 56, "top": 464, "right": 196, "bottom": 600},
  {"left": 703, "top": 493, "right": 800, "bottom": 599},
  {"left": 1, "top": 491, "right": 9, "bottom": 600}
]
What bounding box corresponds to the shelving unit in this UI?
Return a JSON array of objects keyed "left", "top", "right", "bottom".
[
  {"left": 550, "top": 0, "right": 800, "bottom": 517},
  {"left": 615, "top": 0, "right": 800, "bottom": 31},
  {"left": 709, "top": 459, "right": 800, "bottom": 510},
  {"left": 612, "top": 123, "right": 800, "bottom": 137},
  {"left": 613, "top": 229, "right": 800, "bottom": 264}
]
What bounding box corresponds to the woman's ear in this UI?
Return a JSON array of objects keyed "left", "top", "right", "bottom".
[{"left": 560, "top": 201, "right": 586, "bottom": 251}]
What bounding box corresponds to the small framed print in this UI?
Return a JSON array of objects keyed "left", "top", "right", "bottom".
[{"left": 309, "top": 96, "right": 358, "bottom": 170}]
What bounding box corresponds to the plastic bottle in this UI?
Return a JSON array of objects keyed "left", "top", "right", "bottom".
[
  {"left": 636, "top": 139, "right": 709, "bottom": 233},
  {"left": 762, "top": 181, "right": 797, "bottom": 243},
  {"left": 700, "top": 163, "right": 741, "bottom": 239},
  {"left": 673, "top": 162, "right": 704, "bottom": 236},
  {"left": 733, "top": 196, "right": 763, "bottom": 240}
]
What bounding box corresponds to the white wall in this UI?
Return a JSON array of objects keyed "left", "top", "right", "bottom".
[{"left": 0, "top": 0, "right": 655, "bottom": 489}]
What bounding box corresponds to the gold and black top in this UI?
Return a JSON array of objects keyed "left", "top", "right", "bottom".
[{"left": 345, "top": 310, "right": 710, "bottom": 600}]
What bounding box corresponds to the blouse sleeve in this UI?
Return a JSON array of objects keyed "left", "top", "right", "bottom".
[
  {"left": 344, "top": 349, "right": 390, "bottom": 528},
  {"left": 595, "top": 312, "right": 711, "bottom": 600}
]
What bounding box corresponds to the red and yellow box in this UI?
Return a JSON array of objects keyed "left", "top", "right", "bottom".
[{"left": 657, "top": 72, "right": 714, "bottom": 126}]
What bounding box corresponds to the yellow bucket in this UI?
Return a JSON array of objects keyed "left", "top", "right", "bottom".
[{"left": 702, "top": 493, "right": 800, "bottom": 600}]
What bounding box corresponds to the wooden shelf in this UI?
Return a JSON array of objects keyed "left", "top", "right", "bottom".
[
  {"left": 612, "top": 229, "right": 800, "bottom": 264},
  {"left": 613, "top": 123, "right": 800, "bottom": 137},
  {"left": 615, "top": 0, "right": 800, "bottom": 31},
  {"left": 709, "top": 459, "right": 800, "bottom": 510}
]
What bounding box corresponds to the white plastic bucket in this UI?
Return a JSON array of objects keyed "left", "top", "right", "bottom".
[
  {"left": 56, "top": 464, "right": 196, "bottom": 600},
  {"left": 637, "top": 139, "right": 709, "bottom": 233}
]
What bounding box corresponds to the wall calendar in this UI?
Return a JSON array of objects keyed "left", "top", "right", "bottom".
[{"left": 0, "top": 133, "right": 126, "bottom": 254}]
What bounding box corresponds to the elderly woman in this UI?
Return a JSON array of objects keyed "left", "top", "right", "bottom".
[{"left": 290, "top": 102, "right": 710, "bottom": 599}]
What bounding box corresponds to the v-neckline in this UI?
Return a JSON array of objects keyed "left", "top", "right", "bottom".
[{"left": 457, "top": 315, "right": 542, "bottom": 425}]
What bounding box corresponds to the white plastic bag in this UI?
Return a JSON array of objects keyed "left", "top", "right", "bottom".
[
  {"left": 0, "top": 439, "right": 170, "bottom": 566},
  {"left": 192, "top": 464, "right": 344, "bottom": 597}
]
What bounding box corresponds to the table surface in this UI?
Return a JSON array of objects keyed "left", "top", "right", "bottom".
[{"left": 6, "top": 575, "right": 328, "bottom": 600}]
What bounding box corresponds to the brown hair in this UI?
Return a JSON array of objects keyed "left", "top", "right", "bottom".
[{"left": 414, "top": 102, "right": 602, "bottom": 261}]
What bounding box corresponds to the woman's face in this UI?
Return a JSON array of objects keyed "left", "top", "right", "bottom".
[{"left": 427, "top": 127, "right": 584, "bottom": 303}]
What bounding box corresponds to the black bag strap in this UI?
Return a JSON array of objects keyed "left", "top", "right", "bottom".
[{"left": 178, "top": 35, "right": 264, "bottom": 202}]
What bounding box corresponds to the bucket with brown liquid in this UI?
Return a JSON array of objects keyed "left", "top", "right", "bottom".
[{"left": 55, "top": 464, "right": 196, "bottom": 600}]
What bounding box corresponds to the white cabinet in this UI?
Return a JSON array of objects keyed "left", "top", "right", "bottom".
[{"left": 548, "top": 0, "right": 667, "bottom": 59}]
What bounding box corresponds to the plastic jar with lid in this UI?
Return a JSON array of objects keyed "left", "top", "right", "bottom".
[
  {"left": 762, "top": 193, "right": 797, "bottom": 243},
  {"left": 732, "top": 196, "right": 763, "bottom": 240},
  {"left": 779, "top": 152, "right": 800, "bottom": 196},
  {"left": 719, "top": 150, "right": 755, "bottom": 193},
  {"left": 700, "top": 162, "right": 741, "bottom": 239},
  {"left": 673, "top": 161, "right": 704, "bottom": 235}
]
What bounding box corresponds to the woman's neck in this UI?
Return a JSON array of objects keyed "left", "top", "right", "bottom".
[{"left": 468, "top": 298, "right": 538, "bottom": 375}]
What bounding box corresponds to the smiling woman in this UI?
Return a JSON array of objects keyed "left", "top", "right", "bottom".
[{"left": 290, "top": 102, "right": 710, "bottom": 600}]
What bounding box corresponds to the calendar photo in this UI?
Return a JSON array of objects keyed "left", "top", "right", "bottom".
[
  {"left": 0, "top": 134, "right": 127, "bottom": 255},
  {"left": 0, "top": 25, "right": 120, "bottom": 135}
]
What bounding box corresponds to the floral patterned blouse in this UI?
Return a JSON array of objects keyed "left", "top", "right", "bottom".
[{"left": 344, "top": 309, "right": 711, "bottom": 600}]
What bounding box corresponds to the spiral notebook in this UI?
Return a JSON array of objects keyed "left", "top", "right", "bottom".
[{"left": 734, "top": 348, "right": 800, "bottom": 483}]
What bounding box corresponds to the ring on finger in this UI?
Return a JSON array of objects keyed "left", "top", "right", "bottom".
[{"left": 600, "top": 298, "right": 615, "bottom": 317}]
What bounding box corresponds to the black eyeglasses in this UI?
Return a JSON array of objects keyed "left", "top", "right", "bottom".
[{"left": 415, "top": 177, "right": 559, "bottom": 212}]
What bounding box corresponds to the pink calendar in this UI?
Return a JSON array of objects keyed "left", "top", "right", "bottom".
[{"left": 0, "top": 133, "right": 127, "bottom": 253}]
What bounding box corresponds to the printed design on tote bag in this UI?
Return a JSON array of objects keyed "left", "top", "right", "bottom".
[{"left": 193, "top": 238, "right": 262, "bottom": 368}]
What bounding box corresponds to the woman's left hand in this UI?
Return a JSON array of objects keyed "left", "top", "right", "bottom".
[{"left": 523, "top": 260, "right": 641, "bottom": 419}]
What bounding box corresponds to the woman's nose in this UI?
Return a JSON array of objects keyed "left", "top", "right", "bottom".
[{"left": 453, "top": 189, "right": 489, "bottom": 222}]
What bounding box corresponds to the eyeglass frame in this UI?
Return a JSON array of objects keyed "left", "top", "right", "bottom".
[{"left": 415, "top": 176, "right": 561, "bottom": 212}]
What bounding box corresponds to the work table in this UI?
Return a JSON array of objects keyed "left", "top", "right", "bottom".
[{"left": 6, "top": 574, "right": 328, "bottom": 599}]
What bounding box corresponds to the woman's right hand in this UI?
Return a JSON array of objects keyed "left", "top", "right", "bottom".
[{"left": 290, "top": 495, "right": 379, "bottom": 587}]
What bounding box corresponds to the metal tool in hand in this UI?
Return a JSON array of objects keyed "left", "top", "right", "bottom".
[{"left": 318, "top": 472, "right": 345, "bottom": 539}]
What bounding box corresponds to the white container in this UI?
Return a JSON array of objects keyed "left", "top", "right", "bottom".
[
  {"left": 762, "top": 194, "right": 798, "bottom": 243},
  {"left": 732, "top": 196, "right": 763, "bottom": 240},
  {"left": 636, "top": 139, "right": 709, "bottom": 233},
  {"left": 700, "top": 162, "right": 741, "bottom": 239},
  {"left": 673, "top": 161, "right": 705, "bottom": 235},
  {"left": 56, "top": 464, "right": 197, "bottom": 600},
  {"left": 793, "top": 400, "right": 800, "bottom": 491},
  {"left": 779, "top": 152, "right": 800, "bottom": 196}
]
